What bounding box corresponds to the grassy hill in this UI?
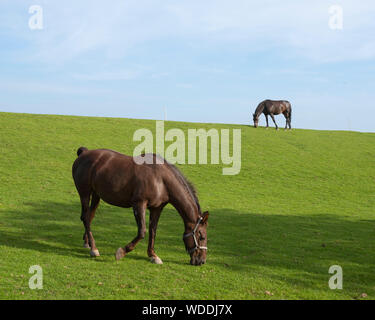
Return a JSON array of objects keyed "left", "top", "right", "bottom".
[{"left": 0, "top": 111, "right": 374, "bottom": 300}]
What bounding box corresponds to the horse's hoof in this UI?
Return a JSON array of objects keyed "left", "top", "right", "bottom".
[
  {"left": 115, "top": 248, "right": 125, "bottom": 261},
  {"left": 150, "top": 256, "right": 163, "bottom": 265},
  {"left": 83, "top": 243, "right": 90, "bottom": 249},
  {"left": 90, "top": 249, "right": 100, "bottom": 257}
]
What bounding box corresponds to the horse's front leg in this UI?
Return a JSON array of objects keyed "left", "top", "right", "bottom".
[
  {"left": 270, "top": 114, "right": 278, "bottom": 130},
  {"left": 147, "top": 205, "right": 165, "bottom": 265},
  {"left": 265, "top": 114, "right": 269, "bottom": 128},
  {"left": 116, "top": 201, "right": 147, "bottom": 260}
]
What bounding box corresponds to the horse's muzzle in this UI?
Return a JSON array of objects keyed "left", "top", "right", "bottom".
[{"left": 190, "top": 257, "right": 206, "bottom": 266}]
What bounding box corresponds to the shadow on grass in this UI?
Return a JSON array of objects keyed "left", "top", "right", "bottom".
[
  {"left": 0, "top": 201, "right": 127, "bottom": 259},
  {"left": 1, "top": 201, "right": 375, "bottom": 281},
  {"left": 0, "top": 201, "right": 193, "bottom": 262}
]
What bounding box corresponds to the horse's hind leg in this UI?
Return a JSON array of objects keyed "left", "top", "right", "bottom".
[
  {"left": 83, "top": 192, "right": 100, "bottom": 250},
  {"left": 283, "top": 112, "right": 289, "bottom": 130},
  {"left": 116, "top": 201, "right": 147, "bottom": 261},
  {"left": 147, "top": 205, "right": 166, "bottom": 265},
  {"left": 80, "top": 192, "right": 100, "bottom": 257}
]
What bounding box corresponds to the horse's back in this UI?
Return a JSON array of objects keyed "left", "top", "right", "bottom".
[
  {"left": 73, "top": 149, "right": 169, "bottom": 208},
  {"left": 73, "top": 149, "right": 128, "bottom": 178},
  {"left": 264, "top": 99, "right": 290, "bottom": 105},
  {"left": 263, "top": 99, "right": 291, "bottom": 113},
  {"left": 73, "top": 149, "right": 133, "bottom": 194}
]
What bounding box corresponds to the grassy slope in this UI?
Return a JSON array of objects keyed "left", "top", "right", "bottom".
[{"left": 0, "top": 111, "right": 374, "bottom": 300}]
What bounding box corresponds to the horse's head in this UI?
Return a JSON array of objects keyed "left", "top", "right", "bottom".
[
  {"left": 253, "top": 113, "right": 259, "bottom": 128},
  {"left": 183, "top": 211, "right": 209, "bottom": 266}
]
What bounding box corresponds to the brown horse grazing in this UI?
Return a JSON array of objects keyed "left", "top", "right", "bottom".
[
  {"left": 72, "top": 147, "right": 209, "bottom": 266},
  {"left": 253, "top": 99, "right": 292, "bottom": 130}
]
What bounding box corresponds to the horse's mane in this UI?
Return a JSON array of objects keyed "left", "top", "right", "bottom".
[
  {"left": 163, "top": 160, "right": 201, "bottom": 214},
  {"left": 254, "top": 101, "right": 265, "bottom": 115}
]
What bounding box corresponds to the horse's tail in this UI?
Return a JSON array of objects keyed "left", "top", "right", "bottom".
[{"left": 77, "top": 147, "right": 88, "bottom": 157}]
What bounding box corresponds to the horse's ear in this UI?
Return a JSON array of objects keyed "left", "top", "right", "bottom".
[{"left": 202, "top": 211, "right": 209, "bottom": 224}]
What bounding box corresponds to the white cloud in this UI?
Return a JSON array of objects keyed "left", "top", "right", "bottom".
[
  {"left": 3, "top": 1, "right": 375, "bottom": 64},
  {"left": 0, "top": 79, "right": 109, "bottom": 95},
  {"left": 150, "top": 72, "right": 171, "bottom": 79},
  {"left": 176, "top": 83, "right": 193, "bottom": 89},
  {"left": 72, "top": 69, "right": 145, "bottom": 81}
]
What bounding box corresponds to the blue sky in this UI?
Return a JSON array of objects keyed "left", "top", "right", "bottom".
[{"left": 0, "top": 0, "right": 374, "bottom": 132}]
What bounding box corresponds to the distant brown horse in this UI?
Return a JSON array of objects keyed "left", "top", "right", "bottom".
[
  {"left": 253, "top": 99, "right": 292, "bottom": 130},
  {"left": 72, "top": 147, "right": 209, "bottom": 266}
]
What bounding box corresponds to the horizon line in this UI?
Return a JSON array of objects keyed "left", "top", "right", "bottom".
[{"left": 0, "top": 110, "right": 373, "bottom": 134}]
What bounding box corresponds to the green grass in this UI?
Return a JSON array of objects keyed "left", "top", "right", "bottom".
[{"left": 0, "top": 111, "right": 374, "bottom": 300}]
